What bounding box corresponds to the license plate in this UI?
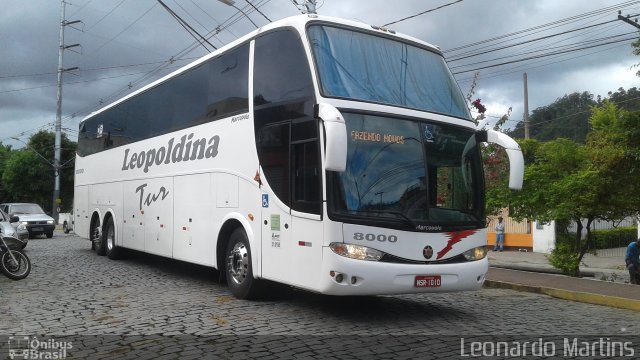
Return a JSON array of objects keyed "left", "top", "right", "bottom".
[
  {"left": 415, "top": 275, "right": 441, "bottom": 288},
  {"left": 32, "top": 227, "right": 43, "bottom": 232}
]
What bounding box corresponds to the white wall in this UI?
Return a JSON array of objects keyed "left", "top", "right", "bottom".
[{"left": 533, "top": 220, "right": 555, "bottom": 254}]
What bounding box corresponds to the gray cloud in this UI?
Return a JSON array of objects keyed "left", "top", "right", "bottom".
[{"left": 1, "top": 0, "right": 638, "bottom": 146}]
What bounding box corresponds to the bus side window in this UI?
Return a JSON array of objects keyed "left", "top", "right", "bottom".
[
  {"left": 291, "top": 120, "right": 321, "bottom": 215},
  {"left": 254, "top": 28, "right": 319, "bottom": 214},
  {"left": 258, "top": 123, "right": 291, "bottom": 207}
]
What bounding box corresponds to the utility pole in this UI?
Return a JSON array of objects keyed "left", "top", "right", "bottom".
[
  {"left": 54, "top": 0, "right": 80, "bottom": 222},
  {"left": 523, "top": 72, "right": 530, "bottom": 139},
  {"left": 618, "top": 11, "right": 640, "bottom": 29}
]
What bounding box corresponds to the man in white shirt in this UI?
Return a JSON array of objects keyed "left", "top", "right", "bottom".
[{"left": 493, "top": 216, "right": 505, "bottom": 252}]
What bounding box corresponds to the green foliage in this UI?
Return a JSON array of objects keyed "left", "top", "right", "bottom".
[
  {"left": 2, "top": 150, "right": 50, "bottom": 206},
  {"left": 507, "top": 138, "right": 603, "bottom": 224},
  {"left": 589, "top": 100, "right": 626, "bottom": 131},
  {"left": 633, "top": 38, "right": 640, "bottom": 77},
  {"left": 0, "top": 143, "right": 13, "bottom": 201},
  {"left": 497, "top": 100, "right": 640, "bottom": 276},
  {"left": 547, "top": 241, "right": 581, "bottom": 277},
  {"left": 510, "top": 91, "right": 596, "bottom": 142},
  {"left": 508, "top": 88, "right": 640, "bottom": 143},
  {"left": 1, "top": 131, "right": 76, "bottom": 213},
  {"left": 591, "top": 226, "right": 637, "bottom": 250}
]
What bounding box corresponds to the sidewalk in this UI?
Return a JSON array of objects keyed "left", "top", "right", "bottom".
[{"left": 484, "top": 249, "right": 640, "bottom": 312}]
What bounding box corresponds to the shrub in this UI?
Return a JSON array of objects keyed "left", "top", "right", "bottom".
[
  {"left": 547, "top": 242, "right": 581, "bottom": 276},
  {"left": 591, "top": 226, "right": 637, "bottom": 249}
]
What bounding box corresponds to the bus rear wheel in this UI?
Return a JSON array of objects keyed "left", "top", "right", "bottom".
[
  {"left": 225, "top": 228, "right": 264, "bottom": 300},
  {"left": 104, "top": 217, "right": 121, "bottom": 260},
  {"left": 91, "top": 219, "right": 105, "bottom": 256}
]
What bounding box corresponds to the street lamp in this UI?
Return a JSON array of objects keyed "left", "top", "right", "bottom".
[{"left": 218, "top": 0, "right": 259, "bottom": 28}]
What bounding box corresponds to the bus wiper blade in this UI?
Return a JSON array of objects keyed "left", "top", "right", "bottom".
[
  {"left": 349, "top": 210, "right": 417, "bottom": 228},
  {"left": 380, "top": 211, "right": 418, "bottom": 228}
]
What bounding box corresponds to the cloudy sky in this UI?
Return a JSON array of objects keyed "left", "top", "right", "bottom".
[{"left": 1, "top": 0, "right": 639, "bottom": 148}]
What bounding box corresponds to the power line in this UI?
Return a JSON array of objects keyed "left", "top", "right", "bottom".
[
  {"left": 0, "top": 57, "right": 198, "bottom": 80},
  {"left": 447, "top": 19, "right": 619, "bottom": 62},
  {"left": 157, "top": 0, "right": 216, "bottom": 52},
  {"left": 90, "top": 3, "right": 158, "bottom": 55},
  {"left": 58, "top": 0, "right": 272, "bottom": 124},
  {"left": 382, "top": 0, "right": 464, "bottom": 27},
  {"left": 444, "top": 0, "right": 640, "bottom": 53},
  {"left": 0, "top": 65, "right": 185, "bottom": 94},
  {"left": 85, "top": 0, "right": 127, "bottom": 32},
  {"left": 245, "top": 0, "right": 271, "bottom": 22},
  {"left": 452, "top": 36, "right": 636, "bottom": 74},
  {"left": 450, "top": 31, "right": 637, "bottom": 71},
  {"left": 455, "top": 42, "right": 631, "bottom": 83}
]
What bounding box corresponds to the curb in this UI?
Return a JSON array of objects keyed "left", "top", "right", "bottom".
[
  {"left": 489, "top": 264, "right": 596, "bottom": 277},
  {"left": 484, "top": 280, "right": 640, "bottom": 312}
]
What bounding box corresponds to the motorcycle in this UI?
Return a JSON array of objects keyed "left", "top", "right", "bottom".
[{"left": 0, "top": 234, "right": 31, "bottom": 280}]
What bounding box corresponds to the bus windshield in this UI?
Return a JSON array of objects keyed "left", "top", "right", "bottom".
[
  {"left": 329, "top": 112, "right": 484, "bottom": 230},
  {"left": 308, "top": 25, "right": 470, "bottom": 120}
]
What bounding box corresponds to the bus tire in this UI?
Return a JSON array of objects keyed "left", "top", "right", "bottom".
[
  {"left": 91, "top": 219, "right": 106, "bottom": 256},
  {"left": 225, "top": 228, "right": 264, "bottom": 300},
  {"left": 63, "top": 222, "right": 70, "bottom": 234},
  {"left": 104, "top": 217, "right": 121, "bottom": 260}
]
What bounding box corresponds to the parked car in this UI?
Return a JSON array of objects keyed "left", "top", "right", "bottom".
[
  {"left": 0, "top": 203, "right": 55, "bottom": 238},
  {"left": 58, "top": 211, "right": 74, "bottom": 234},
  {"left": 0, "top": 208, "right": 29, "bottom": 249}
]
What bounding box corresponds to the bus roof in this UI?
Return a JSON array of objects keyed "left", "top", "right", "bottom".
[{"left": 82, "top": 14, "right": 442, "bottom": 123}]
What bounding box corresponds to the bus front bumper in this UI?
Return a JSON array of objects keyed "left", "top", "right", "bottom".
[{"left": 317, "top": 247, "right": 488, "bottom": 296}]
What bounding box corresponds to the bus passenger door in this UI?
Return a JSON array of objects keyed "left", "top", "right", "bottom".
[
  {"left": 258, "top": 123, "right": 293, "bottom": 283},
  {"left": 288, "top": 122, "right": 323, "bottom": 290},
  {"left": 258, "top": 120, "right": 323, "bottom": 289}
]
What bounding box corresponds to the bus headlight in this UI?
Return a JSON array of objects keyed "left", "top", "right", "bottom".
[
  {"left": 330, "top": 243, "right": 383, "bottom": 261},
  {"left": 463, "top": 246, "right": 487, "bottom": 261}
]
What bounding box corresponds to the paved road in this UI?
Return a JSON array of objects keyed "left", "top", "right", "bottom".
[{"left": 2, "top": 234, "right": 640, "bottom": 358}]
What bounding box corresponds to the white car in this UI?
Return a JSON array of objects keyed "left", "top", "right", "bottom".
[
  {"left": 0, "top": 203, "right": 55, "bottom": 239},
  {"left": 0, "top": 208, "right": 29, "bottom": 249},
  {"left": 58, "top": 212, "right": 74, "bottom": 234}
]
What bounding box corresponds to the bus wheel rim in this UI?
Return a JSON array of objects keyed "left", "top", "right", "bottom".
[{"left": 228, "top": 242, "right": 248, "bottom": 285}]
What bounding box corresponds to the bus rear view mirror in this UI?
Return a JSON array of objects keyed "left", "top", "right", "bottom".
[
  {"left": 477, "top": 130, "right": 524, "bottom": 190},
  {"left": 316, "top": 103, "right": 347, "bottom": 172}
]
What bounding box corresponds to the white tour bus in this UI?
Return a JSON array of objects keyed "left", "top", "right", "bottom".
[{"left": 75, "top": 14, "right": 524, "bottom": 299}]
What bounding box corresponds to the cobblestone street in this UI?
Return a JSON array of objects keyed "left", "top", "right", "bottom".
[{"left": 2, "top": 235, "right": 640, "bottom": 358}]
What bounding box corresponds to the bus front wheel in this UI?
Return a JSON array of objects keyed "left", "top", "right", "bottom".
[{"left": 225, "top": 228, "right": 264, "bottom": 300}]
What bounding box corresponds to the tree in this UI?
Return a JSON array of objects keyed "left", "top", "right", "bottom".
[
  {"left": 510, "top": 91, "right": 596, "bottom": 143},
  {"left": 588, "top": 101, "right": 640, "bottom": 218},
  {"left": 502, "top": 101, "right": 640, "bottom": 276},
  {"left": 509, "top": 88, "right": 640, "bottom": 143},
  {"left": 2, "top": 150, "right": 51, "bottom": 206},
  {"left": 506, "top": 138, "right": 606, "bottom": 276},
  {"left": 0, "top": 142, "right": 13, "bottom": 201},
  {"left": 1, "top": 131, "right": 76, "bottom": 213},
  {"left": 633, "top": 38, "right": 640, "bottom": 77}
]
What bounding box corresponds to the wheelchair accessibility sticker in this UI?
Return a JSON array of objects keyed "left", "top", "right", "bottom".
[{"left": 262, "top": 194, "right": 269, "bottom": 208}]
